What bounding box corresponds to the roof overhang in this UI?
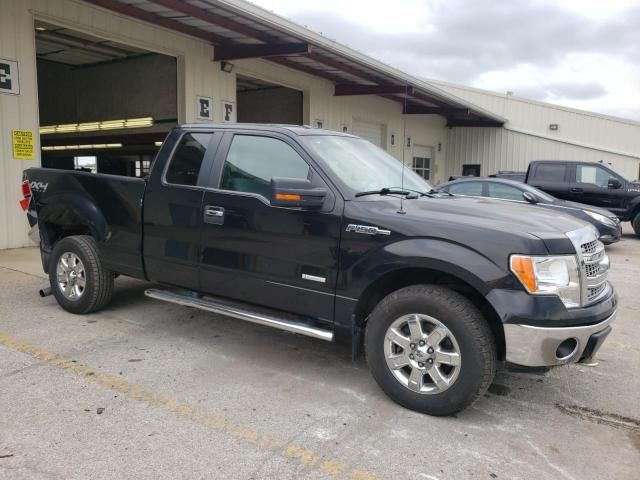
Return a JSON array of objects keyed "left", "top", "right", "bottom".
[{"left": 85, "top": 0, "right": 506, "bottom": 127}]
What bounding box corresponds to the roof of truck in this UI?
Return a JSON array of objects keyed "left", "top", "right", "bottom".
[{"left": 180, "top": 123, "right": 356, "bottom": 137}]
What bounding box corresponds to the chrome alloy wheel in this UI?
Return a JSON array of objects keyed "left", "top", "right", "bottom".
[
  {"left": 56, "top": 252, "right": 86, "bottom": 300},
  {"left": 384, "top": 314, "right": 462, "bottom": 394}
]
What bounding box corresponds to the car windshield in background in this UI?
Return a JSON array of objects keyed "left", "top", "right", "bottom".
[
  {"left": 522, "top": 184, "right": 556, "bottom": 203},
  {"left": 303, "top": 135, "right": 433, "bottom": 196},
  {"left": 605, "top": 163, "right": 633, "bottom": 182}
]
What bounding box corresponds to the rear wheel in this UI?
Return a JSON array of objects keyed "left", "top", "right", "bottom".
[
  {"left": 632, "top": 213, "right": 640, "bottom": 238},
  {"left": 365, "top": 285, "right": 496, "bottom": 416},
  {"left": 49, "top": 236, "right": 114, "bottom": 314}
]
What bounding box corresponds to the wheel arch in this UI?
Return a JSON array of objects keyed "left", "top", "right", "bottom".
[
  {"left": 354, "top": 266, "right": 506, "bottom": 361},
  {"left": 37, "top": 193, "right": 108, "bottom": 273}
]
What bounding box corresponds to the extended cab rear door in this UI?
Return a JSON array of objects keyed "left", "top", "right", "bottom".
[
  {"left": 198, "top": 130, "right": 342, "bottom": 323},
  {"left": 526, "top": 162, "right": 572, "bottom": 200},
  {"left": 143, "top": 129, "right": 220, "bottom": 289}
]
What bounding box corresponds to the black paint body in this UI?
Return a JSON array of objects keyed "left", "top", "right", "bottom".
[{"left": 24, "top": 125, "right": 617, "bottom": 347}]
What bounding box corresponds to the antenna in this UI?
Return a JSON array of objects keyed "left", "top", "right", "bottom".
[{"left": 398, "top": 83, "right": 409, "bottom": 214}]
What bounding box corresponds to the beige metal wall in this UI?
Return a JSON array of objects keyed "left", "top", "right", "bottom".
[
  {"left": 432, "top": 80, "right": 640, "bottom": 180},
  {"left": 0, "top": 0, "right": 449, "bottom": 249}
]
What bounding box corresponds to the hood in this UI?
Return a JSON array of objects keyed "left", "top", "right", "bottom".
[
  {"left": 349, "top": 195, "right": 590, "bottom": 257},
  {"left": 551, "top": 199, "right": 616, "bottom": 218}
]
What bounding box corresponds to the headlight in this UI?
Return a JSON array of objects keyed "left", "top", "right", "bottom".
[
  {"left": 510, "top": 255, "right": 581, "bottom": 308},
  {"left": 583, "top": 210, "right": 617, "bottom": 227}
]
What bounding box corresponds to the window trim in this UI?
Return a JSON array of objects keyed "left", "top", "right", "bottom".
[
  {"left": 206, "top": 131, "right": 321, "bottom": 203},
  {"left": 161, "top": 130, "right": 218, "bottom": 190},
  {"left": 412, "top": 156, "right": 431, "bottom": 181}
]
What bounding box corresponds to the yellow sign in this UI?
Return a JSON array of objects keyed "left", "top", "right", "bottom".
[{"left": 12, "top": 129, "right": 35, "bottom": 160}]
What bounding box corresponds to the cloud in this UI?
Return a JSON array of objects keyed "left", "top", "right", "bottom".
[{"left": 251, "top": 0, "right": 640, "bottom": 119}]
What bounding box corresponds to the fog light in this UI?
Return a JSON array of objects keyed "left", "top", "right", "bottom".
[{"left": 556, "top": 338, "right": 578, "bottom": 361}]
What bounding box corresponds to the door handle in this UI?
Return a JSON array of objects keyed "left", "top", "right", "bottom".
[
  {"left": 205, "top": 207, "right": 224, "bottom": 217},
  {"left": 570, "top": 187, "right": 584, "bottom": 193},
  {"left": 204, "top": 205, "right": 225, "bottom": 225}
]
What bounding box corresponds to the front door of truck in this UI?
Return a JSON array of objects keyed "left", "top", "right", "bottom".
[
  {"left": 199, "top": 132, "right": 342, "bottom": 322},
  {"left": 143, "top": 130, "right": 219, "bottom": 289}
]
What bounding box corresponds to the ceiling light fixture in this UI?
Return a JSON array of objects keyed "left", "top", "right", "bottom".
[
  {"left": 42, "top": 143, "right": 123, "bottom": 151},
  {"left": 40, "top": 117, "right": 154, "bottom": 135}
]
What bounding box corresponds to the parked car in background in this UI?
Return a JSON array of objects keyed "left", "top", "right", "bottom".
[
  {"left": 490, "top": 171, "right": 527, "bottom": 182},
  {"left": 437, "top": 177, "right": 622, "bottom": 244},
  {"left": 525, "top": 160, "right": 640, "bottom": 237}
]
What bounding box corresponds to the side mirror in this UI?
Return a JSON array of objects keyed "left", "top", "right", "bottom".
[
  {"left": 270, "top": 177, "right": 327, "bottom": 209},
  {"left": 608, "top": 178, "right": 622, "bottom": 189},
  {"left": 522, "top": 191, "right": 538, "bottom": 204}
]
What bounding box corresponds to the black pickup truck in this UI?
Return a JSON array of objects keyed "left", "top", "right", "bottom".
[
  {"left": 525, "top": 160, "right": 640, "bottom": 237},
  {"left": 21, "top": 124, "right": 617, "bottom": 416}
]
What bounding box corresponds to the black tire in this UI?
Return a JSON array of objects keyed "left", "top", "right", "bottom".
[
  {"left": 632, "top": 214, "right": 640, "bottom": 238},
  {"left": 365, "top": 285, "right": 496, "bottom": 416},
  {"left": 49, "top": 235, "right": 114, "bottom": 314}
]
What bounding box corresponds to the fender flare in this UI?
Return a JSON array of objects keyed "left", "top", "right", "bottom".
[{"left": 37, "top": 192, "right": 109, "bottom": 243}]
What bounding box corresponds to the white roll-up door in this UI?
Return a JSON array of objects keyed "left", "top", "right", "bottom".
[{"left": 352, "top": 119, "right": 386, "bottom": 148}]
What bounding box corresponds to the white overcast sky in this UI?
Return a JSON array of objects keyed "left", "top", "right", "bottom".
[{"left": 249, "top": 0, "right": 640, "bottom": 121}]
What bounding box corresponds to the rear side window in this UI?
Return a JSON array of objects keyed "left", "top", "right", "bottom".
[
  {"left": 448, "top": 182, "right": 483, "bottom": 196},
  {"left": 165, "top": 133, "right": 212, "bottom": 186},
  {"left": 221, "top": 135, "right": 310, "bottom": 198},
  {"left": 533, "top": 163, "right": 566, "bottom": 182},
  {"left": 487, "top": 183, "right": 524, "bottom": 201}
]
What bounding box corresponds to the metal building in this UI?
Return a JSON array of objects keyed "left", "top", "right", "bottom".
[{"left": 1, "top": 0, "right": 638, "bottom": 250}]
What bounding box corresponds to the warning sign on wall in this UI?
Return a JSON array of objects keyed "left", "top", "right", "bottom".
[{"left": 12, "top": 130, "right": 35, "bottom": 160}]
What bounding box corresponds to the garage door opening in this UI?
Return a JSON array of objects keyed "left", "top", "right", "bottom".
[
  {"left": 35, "top": 21, "right": 178, "bottom": 177},
  {"left": 236, "top": 75, "right": 303, "bottom": 125}
]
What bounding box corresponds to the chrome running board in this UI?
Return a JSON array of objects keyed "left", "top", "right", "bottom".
[{"left": 145, "top": 288, "right": 334, "bottom": 342}]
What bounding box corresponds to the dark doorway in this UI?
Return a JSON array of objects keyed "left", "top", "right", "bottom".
[
  {"left": 35, "top": 21, "right": 177, "bottom": 177},
  {"left": 236, "top": 75, "right": 303, "bottom": 125},
  {"left": 462, "top": 164, "right": 481, "bottom": 177}
]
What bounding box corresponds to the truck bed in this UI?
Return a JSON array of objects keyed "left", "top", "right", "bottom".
[{"left": 24, "top": 168, "right": 147, "bottom": 279}]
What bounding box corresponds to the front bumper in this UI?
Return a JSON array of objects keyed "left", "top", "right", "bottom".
[
  {"left": 598, "top": 223, "right": 622, "bottom": 245},
  {"left": 504, "top": 310, "right": 616, "bottom": 366}
]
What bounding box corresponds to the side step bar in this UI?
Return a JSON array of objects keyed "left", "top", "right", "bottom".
[{"left": 145, "top": 288, "right": 334, "bottom": 342}]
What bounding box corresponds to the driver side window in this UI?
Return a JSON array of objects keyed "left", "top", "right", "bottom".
[
  {"left": 220, "top": 135, "right": 310, "bottom": 198},
  {"left": 577, "top": 165, "right": 616, "bottom": 188}
]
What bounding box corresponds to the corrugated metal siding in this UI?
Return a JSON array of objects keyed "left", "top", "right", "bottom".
[
  {"left": 445, "top": 127, "right": 640, "bottom": 181},
  {"left": 434, "top": 81, "right": 640, "bottom": 159}
]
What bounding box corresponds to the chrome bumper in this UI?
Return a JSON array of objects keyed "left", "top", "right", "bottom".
[{"left": 504, "top": 311, "right": 616, "bottom": 367}]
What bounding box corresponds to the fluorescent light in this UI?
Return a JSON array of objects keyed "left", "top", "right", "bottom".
[
  {"left": 35, "top": 26, "right": 47, "bottom": 31},
  {"left": 42, "top": 143, "right": 122, "bottom": 151},
  {"left": 154, "top": 141, "right": 163, "bottom": 147},
  {"left": 40, "top": 117, "right": 153, "bottom": 134}
]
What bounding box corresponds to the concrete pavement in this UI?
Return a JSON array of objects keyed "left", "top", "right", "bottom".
[{"left": 1, "top": 227, "right": 639, "bottom": 479}]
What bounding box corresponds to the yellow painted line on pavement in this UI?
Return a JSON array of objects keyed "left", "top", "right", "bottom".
[{"left": 0, "top": 333, "right": 377, "bottom": 480}]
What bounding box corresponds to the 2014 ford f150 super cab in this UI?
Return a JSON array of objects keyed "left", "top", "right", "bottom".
[{"left": 21, "top": 124, "right": 617, "bottom": 416}]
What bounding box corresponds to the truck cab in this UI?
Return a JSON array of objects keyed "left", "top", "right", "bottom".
[{"left": 525, "top": 160, "right": 640, "bottom": 234}]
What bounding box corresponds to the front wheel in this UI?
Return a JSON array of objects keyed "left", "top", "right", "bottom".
[
  {"left": 365, "top": 285, "right": 496, "bottom": 416},
  {"left": 632, "top": 213, "right": 640, "bottom": 238},
  {"left": 49, "top": 235, "right": 114, "bottom": 314}
]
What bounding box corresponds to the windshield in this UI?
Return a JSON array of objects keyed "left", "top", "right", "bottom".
[
  {"left": 604, "top": 163, "right": 633, "bottom": 182},
  {"left": 302, "top": 135, "right": 433, "bottom": 196},
  {"left": 521, "top": 183, "right": 556, "bottom": 203}
]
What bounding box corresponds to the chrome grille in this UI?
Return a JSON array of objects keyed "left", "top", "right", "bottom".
[
  {"left": 567, "top": 226, "right": 610, "bottom": 307},
  {"left": 581, "top": 240, "right": 598, "bottom": 255}
]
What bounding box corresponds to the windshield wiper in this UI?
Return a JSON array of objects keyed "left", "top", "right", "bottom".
[{"left": 355, "top": 187, "right": 419, "bottom": 198}]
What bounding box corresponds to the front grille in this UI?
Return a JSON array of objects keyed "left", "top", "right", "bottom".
[
  {"left": 567, "top": 227, "right": 610, "bottom": 308},
  {"left": 587, "top": 283, "right": 607, "bottom": 301},
  {"left": 584, "top": 262, "right": 601, "bottom": 278},
  {"left": 581, "top": 240, "right": 599, "bottom": 255}
]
